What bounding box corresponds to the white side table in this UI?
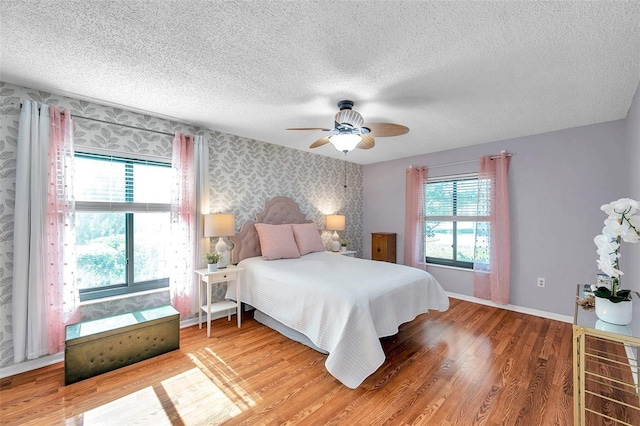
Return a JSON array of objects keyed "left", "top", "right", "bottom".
[
  {"left": 326, "top": 250, "right": 357, "bottom": 258},
  {"left": 195, "top": 265, "right": 243, "bottom": 337}
]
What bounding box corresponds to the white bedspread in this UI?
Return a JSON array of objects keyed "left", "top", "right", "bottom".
[{"left": 225, "top": 251, "right": 449, "bottom": 388}]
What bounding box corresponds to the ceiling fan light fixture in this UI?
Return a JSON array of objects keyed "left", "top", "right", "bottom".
[
  {"left": 288, "top": 100, "right": 408, "bottom": 153},
  {"left": 329, "top": 133, "right": 361, "bottom": 153}
]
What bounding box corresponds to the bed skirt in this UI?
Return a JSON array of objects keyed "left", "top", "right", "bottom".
[{"left": 253, "top": 310, "right": 328, "bottom": 354}]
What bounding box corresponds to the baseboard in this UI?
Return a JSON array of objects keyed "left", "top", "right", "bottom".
[
  {"left": 0, "top": 352, "right": 65, "bottom": 380},
  {"left": 0, "top": 310, "right": 233, "bottom": 380},
  {"left": 446, "top": 291, "right": 573, "bottom": 323}
]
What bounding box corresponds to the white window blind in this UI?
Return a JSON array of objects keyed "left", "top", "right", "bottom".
[
  {"left": 425, "top": 174, "right": 489, "bottom": 221},
  {"left": 73, "top": 152, "right": 172, "bottom": 300},
  {"left": 424, "top": 173, "right": 490, "bottom": 267},
  {"left": 74, "top": 153, "right": 171, "bottom": 212}
]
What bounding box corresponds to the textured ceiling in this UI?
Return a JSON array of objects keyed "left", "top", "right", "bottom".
[{"left": 1, "top": 1, "right": 639, "bottom": 164}]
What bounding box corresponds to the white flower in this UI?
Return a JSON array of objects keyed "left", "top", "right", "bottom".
[
  {"left": 594, "top": 234, "right": 619, "bottom": 252},
  {"left": 597, "top": 258, "right": 622, "bottom": 278},
  {"left": 595, "top": 198, "right": 640, "bottom": 288},
  {"left": 594, "top": 234, "right": 610, "bottom": 246},
  {"left": 622, "top": 230, "right": 640, "bottom": 243},
  {"left": 601, "top": 198, "right": 639, "bottom": 217},
  {"left": 598, "top": 245, "right": 618, "bottom": 261},
  {"left": 603, "top": 218, "right": 628, "bottom": 237},
  {"left": 597, "top": 249, "right": 618, "bottom": 264},
  {"left": 601, "top": 202, "right": 615, "bottom": 216},
  {"left": 612, "top": 198, "right": 639, "bottom": 215}
]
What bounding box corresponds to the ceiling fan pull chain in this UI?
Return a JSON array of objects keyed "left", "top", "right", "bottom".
[{"left": 344, "top": 158, "right": 347, "bottom": 189}]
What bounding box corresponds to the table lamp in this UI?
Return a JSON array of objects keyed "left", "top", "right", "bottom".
[
  {"left": 204, "top": 213, "right": 235, "bottom": 268},
  {"left": 325, "top": 214, "right": 345, "bottom": 252}
]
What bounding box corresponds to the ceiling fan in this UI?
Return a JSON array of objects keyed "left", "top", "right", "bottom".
[{"left": 286, "top": 100, "right": 409, "bottom": 154}]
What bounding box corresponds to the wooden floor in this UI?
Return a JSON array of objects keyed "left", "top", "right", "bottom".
[{"left": 0, "top": 298, "right": 574, "bottom": 425}]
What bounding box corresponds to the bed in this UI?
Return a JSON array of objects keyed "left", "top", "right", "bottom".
[{"left": 225, "top": 196, "right": 449, "bottom": 388}]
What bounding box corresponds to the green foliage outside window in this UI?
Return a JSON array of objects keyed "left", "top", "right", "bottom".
[
  {"left": 424, "top": 177, "right": 489, "bottom": 268},
  {"left": 74, "top": 153, "right": 171, "bottom": 300}
]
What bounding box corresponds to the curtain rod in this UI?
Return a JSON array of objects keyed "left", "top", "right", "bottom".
[
  {"left": 420, "top": 151, "right": 513, "bottom": 170},
  {"left": 72, "top": 115, "right": 175, "bottom": 137},
  {"left": 19, "top": 102, "right": 175, "bottom": 137}
]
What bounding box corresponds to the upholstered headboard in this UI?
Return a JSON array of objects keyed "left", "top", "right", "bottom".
[{"left": 230, "top": 196, "right": 312, "bottom": 264}]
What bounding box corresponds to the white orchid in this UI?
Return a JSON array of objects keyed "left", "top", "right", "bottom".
[
  {"left": 594, "top": 198, "right": 640, "bottom": 301},
  {"left": 594, "top": 235, "right": 619, "bottom": 256},
  {"left": 597, "top": 258, "right": 622, "bottom": 278},
  {"left": 603, "top": 218, "right": 628, "bottom": 237},
  {"left": 623, "top": 230, "right": 640, "bottom": 244},
  {"left": 601, "top": 198, "right": 639, "bottom": 216},
  {"left": 597, "top": 251, "right": 618, "bottom": 266}
]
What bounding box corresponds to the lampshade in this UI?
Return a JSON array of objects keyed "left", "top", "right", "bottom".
[
  {"left": 325, "top": 214, "right": 345, "bottom": 231},
  {"left": 204, "top": 213, "right": 235, "bottom": 237},
  {"left": 329, "top": 134, "right": 361, "bottom": 153}
]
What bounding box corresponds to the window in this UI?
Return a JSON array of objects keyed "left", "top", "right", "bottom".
[
  {"left": 424, "top": 174, "right": 489, "bottom": 268},
  {"left": 74, "top": 153, "right": 172, "bottom": 300}
]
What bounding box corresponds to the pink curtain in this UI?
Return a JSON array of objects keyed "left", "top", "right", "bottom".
[
  {"left": 46, "top": 106, "right": 80, "bottom": 353},
  {"left": 404, "top": 167, "right": 428, "bottom": 268},
  {"left": 473, "top": 153, "right": 511, "bottom": 304},
  {"left": 170, "top": 132, "right": 196, "bottom": 317}
]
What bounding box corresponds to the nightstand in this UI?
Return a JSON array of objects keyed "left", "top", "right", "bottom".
[
  {"left": 372, "top": 232, "right": 396, "bottom": 263},
  {"left": 326, "top": 250, "right": 357, "bottom": 258},
  {"left": 195, "top": 265, "right": 243, "bottom": 337}
]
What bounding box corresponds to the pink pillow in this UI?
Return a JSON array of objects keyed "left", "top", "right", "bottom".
[
  {"left": 292, "top": 223, "right": 325, "bottom": 255},
  {"left": 254, "top": 223, "right": 301, "bottom": 260}
]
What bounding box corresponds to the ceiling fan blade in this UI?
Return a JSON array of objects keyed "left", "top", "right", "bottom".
[
  {"left": 356, "top": 135, "right": 375, "bottom": 149},
  {"left": 286, "top": 127, "right": 333, "bottom": 131},
  {"left": 363, "top": 122, "right": 409, "bottom": 137},
  {"left": 309, "top": 137, "right": 330, "bottom": 148}
]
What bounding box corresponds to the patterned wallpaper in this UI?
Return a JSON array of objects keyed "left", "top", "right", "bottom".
[{"left": 0, "top": 81, "right": 363, "bottom": 369}]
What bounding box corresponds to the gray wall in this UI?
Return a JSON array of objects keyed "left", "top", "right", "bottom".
[
  {"left": 624, "top": 81, "right": 640, "bottom": 291},
  {"left": 0, "top": 81, "right": 363, "bottom": 369},
  {"left": 363, "top": 119, "right": 631, "bottom": 316}
]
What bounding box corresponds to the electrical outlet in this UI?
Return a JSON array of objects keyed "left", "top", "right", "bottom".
[{"left": 537, "top": 278, "right": 545, "bottom": 288}]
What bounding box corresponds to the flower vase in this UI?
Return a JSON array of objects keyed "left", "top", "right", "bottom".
[
  {"left": 595, "top": 320, "right": 632, "bottom": 336},
  {"left": 341, "top": 246, "right": 347, "bottom": 252},
  {"left": 207, "top": 263, "right": 217, "bottom": 273},
  {"left": 595, "top": 297, "right": 632, "bottom": 325}
]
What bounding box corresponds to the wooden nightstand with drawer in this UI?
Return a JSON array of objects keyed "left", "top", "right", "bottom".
[{"left": 371, "top": 232, "right": 396, "bottom": 263}]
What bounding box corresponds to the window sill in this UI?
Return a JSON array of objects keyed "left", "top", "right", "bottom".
[
  {"left": 79, "top": 287, "right": 169, "bottom": 306},
  {"left": 427, "top": 263, "right": 475, "bottom": 273}
]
